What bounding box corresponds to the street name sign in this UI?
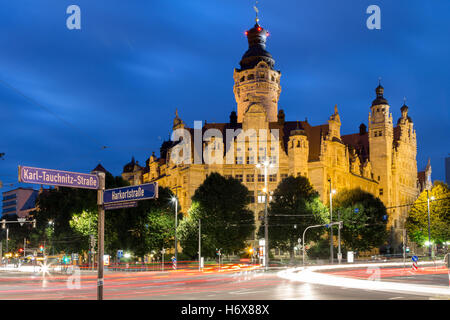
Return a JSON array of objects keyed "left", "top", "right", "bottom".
[
  {"left": 103, "top": 182, "right": 158, "bottom": 204},
  {"left": 18, "top": 165, "right": 99, "bottom": 189},
  {"left": 104, "top": 201, "right": 138, "bottom": 211}
]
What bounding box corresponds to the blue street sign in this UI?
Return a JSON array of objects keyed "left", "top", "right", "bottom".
[
  {"left": 354, "top": 208, "right": 359, "bottom": 213},
  {"left": 103, "top": 183, "right": 158, "bottom": 204},
  {"left": 412, "top": 255, "right": 418, "bottom": 262},
  {"left": 382, "top": 215, "right": 388, "bottom": 221},
  {"left": 117, "top": 250, "right": 123, "bottom": 258},
  {"left": 104, "top": 201, "right": 138, "bottom": 211},
  {"left": 19, "top": 165, "right": 99, "bottom": 189}
]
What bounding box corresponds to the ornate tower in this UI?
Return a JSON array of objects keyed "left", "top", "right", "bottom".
[
  {"left": 288, "top": 122, "right": 309, "bottom": 178},
  {"left": 368, "top": 83, "right": 394, "bottom": 207},
  {"left": 233, "top": 15, "right": 281, "bottom": 123}
]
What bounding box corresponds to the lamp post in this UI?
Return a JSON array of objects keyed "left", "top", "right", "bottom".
[
  {"left": 171, "top": 196, "right": 178, "bottom": 267},
  {"left": 48, "top": 220, "right": 54, "bottom": 256},
  {"left": 303, "top": 224, "right": 327, "bottom": 267},
  {"left": 328, "top": 179, "right": 336, "bottom": 264},
  {"left": 426, "top": 190, "right": 435, "bottom": 258},
  {"left": 256, "top": 159, "right": 272, "bottom": 271},
  {"left": 337, "top": 210, "right": 342, "bottom": 264}
]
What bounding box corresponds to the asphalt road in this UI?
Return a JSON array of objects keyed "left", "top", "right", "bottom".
[{"left": 0, "top": 266, "right": 448, "bottom": 300}]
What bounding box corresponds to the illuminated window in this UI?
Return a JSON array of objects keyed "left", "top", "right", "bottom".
[
  {"left": 235, "top": 174, "right": 243, "bottom": 182},
  {"left": 269, "top": 174, "right": 277, "bottom": 182},
  {"left": 246, "top": 174, "right": 255, "bottom": 182},
  {"left": 258, "top": 174, "right": 265, "bottom": 182}
]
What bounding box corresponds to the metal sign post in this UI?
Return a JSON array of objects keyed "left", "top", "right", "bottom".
[{"left": 96, "top": 172, "right": 105, "bottom": 300}]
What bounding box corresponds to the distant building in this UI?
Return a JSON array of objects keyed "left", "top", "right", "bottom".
[
  {"left": 122, "top": 157, "right": 144, "bottom": 185},
  {"left": 446, "top": 157, "right": 450, "bottom": 185},
  {"left": 418, "top": 159, "right": 432, "bottom": 192},
  {"left": 1, "top": 187, "right": 38, "bottom": 219}
]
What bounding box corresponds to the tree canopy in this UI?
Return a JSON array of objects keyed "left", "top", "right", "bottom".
[
  {"left": 28, "top": 170, "right": 177, "bottom": 260},
  {"left": 406, "top": 181, "right": 450, "bottom": 245},
  {"left": 178, "top": 172, "right": 255, "bottom": 258},
  {"left": 333, "top": 188, "right": 388, "bottom": 252},
  {"left": 258, "top": 175, "right": 329, "bottom": 260}
]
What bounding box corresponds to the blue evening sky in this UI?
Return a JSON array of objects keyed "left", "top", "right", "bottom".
[{"left": 0, "top": 1, "right": 449, "bottom": 207}]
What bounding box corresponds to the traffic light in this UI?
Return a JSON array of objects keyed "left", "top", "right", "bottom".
[
  {"left": 18, "top": 248, "right": 23, "bottom": 253},
  {"left": 39, "top": 245, "right": 44, "bottom": 252}
]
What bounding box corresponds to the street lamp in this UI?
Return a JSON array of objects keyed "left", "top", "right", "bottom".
[
  {"left": 171, "top": 196, "right": 178, "bottom": 267},
  {"left": 256, "top": 159, "right": 273, "bottom": 271},
  {"left": 48, "top": 220, "right": 55, "bottom": 255},
  {"left": 426, "top": 190, "right": 435, "bottom": 258},
  {"left": 328, "top": 179, "right": 336, "bottom": 264}
]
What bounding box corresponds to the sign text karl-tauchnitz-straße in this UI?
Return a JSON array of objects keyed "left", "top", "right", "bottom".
[{"left": 19, "top": 166, "right": 99, "bottom": 189}]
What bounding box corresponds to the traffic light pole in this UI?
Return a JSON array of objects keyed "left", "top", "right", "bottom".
[{"left": 96, "top": 172, "right": 105, "bottom": 301}]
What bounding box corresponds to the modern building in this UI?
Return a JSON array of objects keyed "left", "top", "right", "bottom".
[
  {"left": 122, "top": 15, "right": 422, "bottom": 251},
  {"left": 1, "top": 187, "right": 38, "bottom": 219}
]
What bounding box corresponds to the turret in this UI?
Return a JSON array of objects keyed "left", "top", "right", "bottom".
[
  {"left": 288, "top": 121, "right": 309, "bottom": 178},
  {"left": 233, "top": 16, "right": 281, "bottom": 123},
  {"left": 368, "top": 81, "right": 394, "bottom": 206}
]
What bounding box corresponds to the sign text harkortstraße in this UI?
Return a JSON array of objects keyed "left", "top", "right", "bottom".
[
  {"left": 103, "top": 183, "right": 158, "bottom": 204},
  {"left": 19, "top": 166, "right": 99, "bottom": 189}
]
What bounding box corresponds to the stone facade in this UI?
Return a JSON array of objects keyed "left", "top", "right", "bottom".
[{"left": 123, "top": 20, "right": 422, "bottom": 251}]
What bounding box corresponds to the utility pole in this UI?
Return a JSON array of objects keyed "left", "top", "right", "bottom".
[
  {"left": 96, "top": 172, "right": 105, "bottom": 301},
  {"left": 403, "top": 228, "right": 406, "bottom": 269},
  {"left": 264, "top": 163, "right": 269, "bottom": 271},
  {"left": 338, "top": 211, "right": 342, "bottom": 264},
  {"left": 24, "top": 238, "right": 26, "bottom": 258},
  {"left": 426, "top": 189, "right": 432, "bottom": 258},
  {"left": 329, "top": 179, "right": 334, "bottom": 264},
  {"left": 161, "top": 248, "right": 165, "bottom": 271},
  {"left": 198, "top": 219, "right": 201, "bottom": 271},
  {"left": 6, "top": 228, "right": 9, "bottom": 254},
  {"left": 173, "top": 196, "right": 178, "bottom": 267}
]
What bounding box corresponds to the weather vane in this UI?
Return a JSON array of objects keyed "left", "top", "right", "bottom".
[{"left": 254, "top": 0, "right": 259, "bottom": 23}]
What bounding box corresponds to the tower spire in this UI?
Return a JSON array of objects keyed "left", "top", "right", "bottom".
[{"left": 254, "top": 1, "right": 259, "bottom": 23}]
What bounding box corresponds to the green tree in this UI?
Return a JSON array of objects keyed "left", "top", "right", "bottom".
[
  {"left": 333, "top": 188, "right": 388, "bottom": 252},
  {"left": 258, "top": 175, "right": 329, "bottom": 261},
  {"left": 178, "top": 173, "right": 255, "bottom": 258},
  {"left": 33, "top": 171, "right": 129, "bottom": 254},
  {"left": 406, "top": 181, "right": 450, "bottom": 245}
]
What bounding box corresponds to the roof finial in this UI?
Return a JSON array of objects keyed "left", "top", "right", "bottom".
[
  {"left": 403, "top": 96, "right": 407, "bottom": 105},
  {"left": 378, "top": 76, "right": 382, "bottom": 86},
  {"left": 254, "top": 0, "right": 259, "bottom": 23}
]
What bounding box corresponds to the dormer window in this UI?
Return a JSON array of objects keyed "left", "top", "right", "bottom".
[{"left": 240, "top": 76, "right": 245, "bottom": 82}]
